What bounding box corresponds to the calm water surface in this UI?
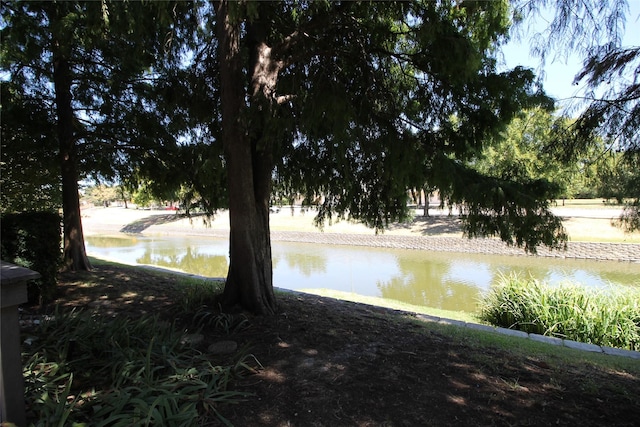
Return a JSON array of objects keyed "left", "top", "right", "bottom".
[{"left": 85, "top": 235, "right": 640, "bottom": 313}]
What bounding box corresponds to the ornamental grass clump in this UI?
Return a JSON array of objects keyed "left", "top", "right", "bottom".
[
  {"left": 176, "top": 278, "right": 225, "bottom": 313},
  {"left": 22, "top": 308, "right": 257, "bottom": 426},
  {"left": 479, "top": 273, "right": 640, "bottom": 351}
]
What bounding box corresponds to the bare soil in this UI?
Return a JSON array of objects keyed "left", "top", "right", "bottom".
[{"left": 27, "top": 262, "right": 640, "bottom": 427}]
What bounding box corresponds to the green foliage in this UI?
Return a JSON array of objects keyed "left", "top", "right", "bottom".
[
  {"left": 175, "top": 279, "right": 225, "bottom": 313},
  {"left": 0, "top": 212, "right": 61, "bottom": 303},
  {"left": 3, "top": 0, "right": 572, "bottom": 253},
  {"left": 619, "top": 201, "right": 640, "bottom": 233},
  {"left": 261, "top": 1, "right": 557, "bottom": 246},
  {"left": 433, "top": 156, "right": 567, "bottom": 252},
  {"left": 70, "top": 0, "right": 560, "bottom": 250},
  {"left": 512, "top": 1, "right": 640, "bottom": 234},
  {"left": 82, "top": 184, "right": 120, "bottom": 207},
  {"left": 517, "top": 0, "right": 637, "bottom": 152},
  {"left": 23, "top": 308, "right": 257, "bottom": 426},
  {"left": 594, "top": 151, "right": 636, "bottom": 203},
  {"left": 479, "top": 273, "right": 640, "bottom": 351},
  {"left": 473, "top": 108, "right": 574, "bottom": 195},
  {"left": 1, "top": 0, "right": 187, "bottom": 198},
  {"left": 174, "top": 279, "right": 252, "bottom": 332},
  {"left": 0, "top": 82, "right": 61, "bottom": 213},
  {"left": 593, "top": 150, "right": 640, "bottom": 231},
  {"left": 129, "top": 181, "right": 160, "bottom": 209}
]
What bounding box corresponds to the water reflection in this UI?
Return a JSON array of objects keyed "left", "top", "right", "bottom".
[
  {"left": 87, "top": 236, "right": 231, "bottom": 278},
  {"left": 274, "top": 251, "right": 327, "bottom": 277},
  {"left": 86, "top": 236, "right": 140, "bottom": 248},
  {"left": 137, "top": 246, "right": 228, "bottom": 279},
  {"left": 378, "top": 254, "right": 484, "bottom": 312},
  {"left": 85, "top": 235, "right": 640, "bottom": 313}
]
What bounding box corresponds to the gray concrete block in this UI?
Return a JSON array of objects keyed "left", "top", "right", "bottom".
[
  {"left": 529, "top": 334, "right": 563, "bottom": 346},
  {"left": 602, "top": 346, "right": 640, "bottom": 359},
  {"left": 437, "top": 318, "right": 466, "bottom": 328},
  {"left": 415, "top": 314, "right": 440, "bottom": 323},
  {"left": 466, "top": 323, "right": 496, "bottom": 333},
  {"left": 563, "top": 340, "right": 602, "bottom": 353}
]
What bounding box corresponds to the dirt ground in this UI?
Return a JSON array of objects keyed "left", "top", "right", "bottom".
[{"left": 35, "top": 263, "right": 640, "bottom": 427}]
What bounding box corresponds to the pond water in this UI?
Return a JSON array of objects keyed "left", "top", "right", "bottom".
[{"left": 85, "top": 235, "right": 640, "bottom": 314}]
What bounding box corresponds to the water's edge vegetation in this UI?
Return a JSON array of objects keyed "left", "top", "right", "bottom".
[{"left": 479, "top": 273, "right": 640, "bottom": 351}]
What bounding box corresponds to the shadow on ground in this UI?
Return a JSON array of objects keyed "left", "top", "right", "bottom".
[
  {"left": 21, "top": 264, "right": 640, "bottom": 427},
  {"left": 388, "top": 215, "right": 463, "bottom": 236},
  {"left": 51, "top": 264, "right": 180, "bottom": 317},
  {"left": 119, "top": 213, "right": 206, "bottom": 234}
]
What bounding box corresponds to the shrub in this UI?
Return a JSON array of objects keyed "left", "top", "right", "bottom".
[
  {"left": 479, "top": 273, "right": 640, "bottom": 351},
  {"left": 22, "top": 308, "right": 257, "bottom": 426},
  {"left": 175, "top": 278, "right": 225, "bottom": 312},
  {"left": 1, "top": 211, "right": 61, "bottom": 303}
]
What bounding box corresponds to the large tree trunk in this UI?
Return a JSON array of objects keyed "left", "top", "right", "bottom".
[
  {"left": 216, "top": 0, "right": 277, "bottom": 315},
  {"left": 53, "top": 45, "right": 91, "bottom": 272}
]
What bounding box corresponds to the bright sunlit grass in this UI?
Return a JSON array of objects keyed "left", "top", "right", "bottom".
[{"left": 292, "top": 288, "right": 480, "bottom": 324}]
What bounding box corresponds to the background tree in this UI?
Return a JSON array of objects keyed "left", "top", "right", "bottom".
[
  {"left": 512, "top": 0, "right": 640, "bottom": 229},
  {"left": 83, "top": 184, "right": 119, "bottom": 207},
  {"left": 473, "top": 107, "right": 637, "bottom": 205},
  {"left": 0, "top": 81, "right": 60, "bottom": 213},
  {"left": 116, "top": 185, "right": 131, "bottom": 208},
  {"left": 593, "top": 151, "right": 638, "bottom": 204},
  {"left": 1, "top": 1, "right": 181, "bottom": 270},
  {"left": 472, "top": 107, "right": 583, "bottom": 203}
]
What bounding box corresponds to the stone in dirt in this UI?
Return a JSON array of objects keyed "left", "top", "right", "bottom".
[{"left": 208, "top": 340, "right": 238, "bottom": 354}]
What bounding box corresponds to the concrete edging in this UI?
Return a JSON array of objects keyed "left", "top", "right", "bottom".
[{"left": 416, "top": 314, "right": 640, "bottom": 360}]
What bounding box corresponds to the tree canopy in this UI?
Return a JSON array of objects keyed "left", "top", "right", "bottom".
[
  {"left": 512, "top": 0, "right": 640, "bottom": 230},
  {"left": 184, "top": 0, "right": 561, "bottom": 313},
  {"left": 1, "top": 0, "right": 184, "bottom": 269},
  {"left": 7, "top": 0, "right": 626, "bottom": 314},
  {"left": 1, "top": 80, "right": 59, "bottom": 213}
]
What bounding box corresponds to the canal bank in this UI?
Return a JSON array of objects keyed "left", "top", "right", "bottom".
[
  {"left": 82, "top": 206, "right": 640, "bottom": 262},
  {"left": 82, "top": 207, "right": 640, "bottom": 359}
]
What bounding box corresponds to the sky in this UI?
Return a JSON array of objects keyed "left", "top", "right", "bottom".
[{"left": 500, "top": 1, "right": 640, "bottom": 106}]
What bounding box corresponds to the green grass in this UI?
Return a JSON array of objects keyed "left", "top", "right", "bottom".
[
  {"left": 479, "top": 273, "right": 640, "bottom": 351},
  {"left": 175, "top": 277, "right": 225, "bottom": 312},
  {"left": 294, "top": 288, "right": 480, "bottom": 324},
  {"left": 553, "top": 198, "right": 626, "bottom": 209},
  {"left": 410, "top": 316, "right": 640, "bottom": 374}
]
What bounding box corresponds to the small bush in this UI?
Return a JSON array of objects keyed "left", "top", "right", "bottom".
[
  {"left": 175, "top": 278, "right": 225, "bottom": 312},
  {"left": 479, "top": 273, "right": 640, "bottom": 351},
  {"left": 175, "top": 278, "right": 250, "bottom": 332},
  {"left": 1, "top": 211, "right": 62, "bottom": 303}
]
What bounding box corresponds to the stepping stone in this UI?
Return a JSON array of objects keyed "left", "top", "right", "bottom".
[
  {"left": 208, "top": 340, "right": 238, "bottom": 354},
  {"left": 181, "top": 333, "right": 204, "bottom": 345}
]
